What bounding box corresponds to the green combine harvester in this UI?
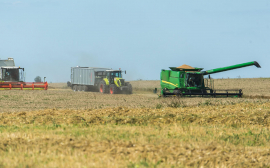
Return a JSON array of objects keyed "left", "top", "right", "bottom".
[{"left": 160, "top": 61, "right": 261, "bottom": 97}]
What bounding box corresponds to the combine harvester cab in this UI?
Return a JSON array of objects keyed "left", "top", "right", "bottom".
[
  {"left": 69, "top": 67, "right": 132, "bottom": 94},
  {"left": 160, "top": 61, "right": 261, "bottom": 97},
  {"left": 0, "top": 58, "right": 48, "bottom": 90}
]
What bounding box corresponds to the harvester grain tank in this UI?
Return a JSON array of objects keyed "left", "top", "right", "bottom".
[
  {"left": 0, "top": 58, "right": 48, "bottom": 90},
  {"left": 160, "top": 61, "right": 261, "bottom": 97},
  {"left": 69, "top": 67, "right": 132, "bottom": 94}
]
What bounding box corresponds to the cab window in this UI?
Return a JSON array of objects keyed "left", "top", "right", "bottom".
[
  {"left": 186, "top": 74, "right": 203, "bottom": 87},
  {"left": 110, "top": 72, "right": 122, "bottom": 78}
]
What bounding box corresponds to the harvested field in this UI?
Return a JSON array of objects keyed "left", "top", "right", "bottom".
[
  {"left": 0, "top": 89, "right": 268, "bottom": 113},
  {"left": 1, "top": 103, "right": 270, "bottom": 167},
  {"left": 0, "top": 79, "right": 269, "bottom": 167}
]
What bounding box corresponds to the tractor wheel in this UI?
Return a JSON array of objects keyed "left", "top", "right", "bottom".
[
  {"left": 73, "top": 85, "right": 78, "bottom": 92},
  {"left": 109, "top": 84, "right": 117, "bottom": 94},
  {"left": 127, "top": 83, "right": 132, "bottom": 94},
  {"left": 99, "top": 81, "right": 107, "bottom": 94}
]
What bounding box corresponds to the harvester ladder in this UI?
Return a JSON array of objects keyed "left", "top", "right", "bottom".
[{"left": 204, "top": 78, "right": 214, "bottom": 90}]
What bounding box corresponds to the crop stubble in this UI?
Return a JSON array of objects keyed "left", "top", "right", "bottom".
[{"left": 0, "top": 79, "right": 269, "bottom": 167}]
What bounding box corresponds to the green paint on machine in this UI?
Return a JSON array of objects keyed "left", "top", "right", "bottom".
[{"left": 160, "top": 61, "right": 261, "bottom": 97}]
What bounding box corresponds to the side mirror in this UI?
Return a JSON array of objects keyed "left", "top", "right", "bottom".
[
  {"left": 125, "top": 70, "right": 126, "bottom": 74},
  {"left": 208, "top": 75, "right": 211, "bottom": 79}
]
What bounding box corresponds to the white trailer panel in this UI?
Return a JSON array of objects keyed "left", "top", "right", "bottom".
[{"left": 71, "top": 67, "right": 110, "bottom": 86}]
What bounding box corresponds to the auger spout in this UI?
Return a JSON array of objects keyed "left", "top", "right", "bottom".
[{"left": 199, "top": 61, "right": 261, "bottom": 75}]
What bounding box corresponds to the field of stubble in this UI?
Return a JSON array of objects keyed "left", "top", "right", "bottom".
[{"left": 0, "top": 78, "right": 270, "bottom": 168}]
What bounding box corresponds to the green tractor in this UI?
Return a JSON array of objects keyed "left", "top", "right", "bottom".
[
  {"left": 98, "top": 70, "right": 132, "bottom": 94},
  {"left": 160, "top": 61, "right": 261, "bottom": 97}
]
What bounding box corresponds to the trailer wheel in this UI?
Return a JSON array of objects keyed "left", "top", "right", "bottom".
[
  {"left": 127, "top": 83, "right": 132, "bottom": 94},
  {"left": 109, "top": 84, "right": 117, "bottom": 94},
  {"left": 81, "top": 86, "right": 87, "bottom": 92},
  {"left": 79, "top": 85, "right": 86, "bottom": 92},
  {"left": 73, "top": 85, "right": 78, "bottom": 92},
  {"left": 99, "top": 81, "right": 107, "bottom": 94},
  {"left": 67, "top": 81, "right": 71, "bottom": 87},
  {"left": 78, "top": 85, "right": 85, "bottom": 92}
]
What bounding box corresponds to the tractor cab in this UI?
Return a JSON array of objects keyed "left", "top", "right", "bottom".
[
  {"left": 106, "top": 70, "right": 122, "bottom": 84},
  {"left": 98, "top": 69, "right": 132, "bottom": 94},
  {"left": 105, "top": 70, "right": 126, "bottom": 88}
]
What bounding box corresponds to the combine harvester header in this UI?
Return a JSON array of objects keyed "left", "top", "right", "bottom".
[
  {"left": 161, "top": 61, "right": 261, "bottom": 97},
  {"left": 0, "top": 58, "right": 48, "bottom": 90}
]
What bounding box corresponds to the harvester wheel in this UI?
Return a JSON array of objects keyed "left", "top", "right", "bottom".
[
  {"left": 99, "top": 81, "right": 107, "bottom": 94},
  {"left": 202, "top": 90, "right": 207, "bottom": 94},
  {"left": 73, "top": 85, "right": 78, "bottom": 92},
  {"left": 162, "top": 88, "right": 170, "bottom": 97},
  {"left": 109, "top": 84, "right": 117, "bottom": 94},
  {"left": 127, "top": 83, "right": 132, "bottom": 94},
  {"left": 173, "top": 89, "right": 182, "bottom": 97}
]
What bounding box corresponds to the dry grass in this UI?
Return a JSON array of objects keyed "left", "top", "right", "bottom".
[
  {"left": 213, "top": 78, "right": 270, "bottom": 97},
  {"left": 0, "top": 103, "right": 270, "bottom": 167},
  {"left": 0, "top": 79, "right": 269, "bottom": 167},
  {"left": 129, "top": 80, "right": 159, "bottom": 92}
]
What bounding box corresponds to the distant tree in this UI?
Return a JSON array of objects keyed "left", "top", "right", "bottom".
[{"left": 34, "top": 76, "right": 42, "bottom": 82}]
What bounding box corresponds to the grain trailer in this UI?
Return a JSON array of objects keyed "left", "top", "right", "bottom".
[{"left": 69, "top": 67, "right": 132, "bottom": 94}]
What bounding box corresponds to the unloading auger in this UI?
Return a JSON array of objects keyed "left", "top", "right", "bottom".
[{"left": 160, "top": 61, "right": 261, "bottom": 97}]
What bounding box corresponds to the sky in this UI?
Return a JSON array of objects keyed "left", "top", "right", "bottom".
[{"left": 0, "top": 0, "right": 269, "bottom": 82}]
